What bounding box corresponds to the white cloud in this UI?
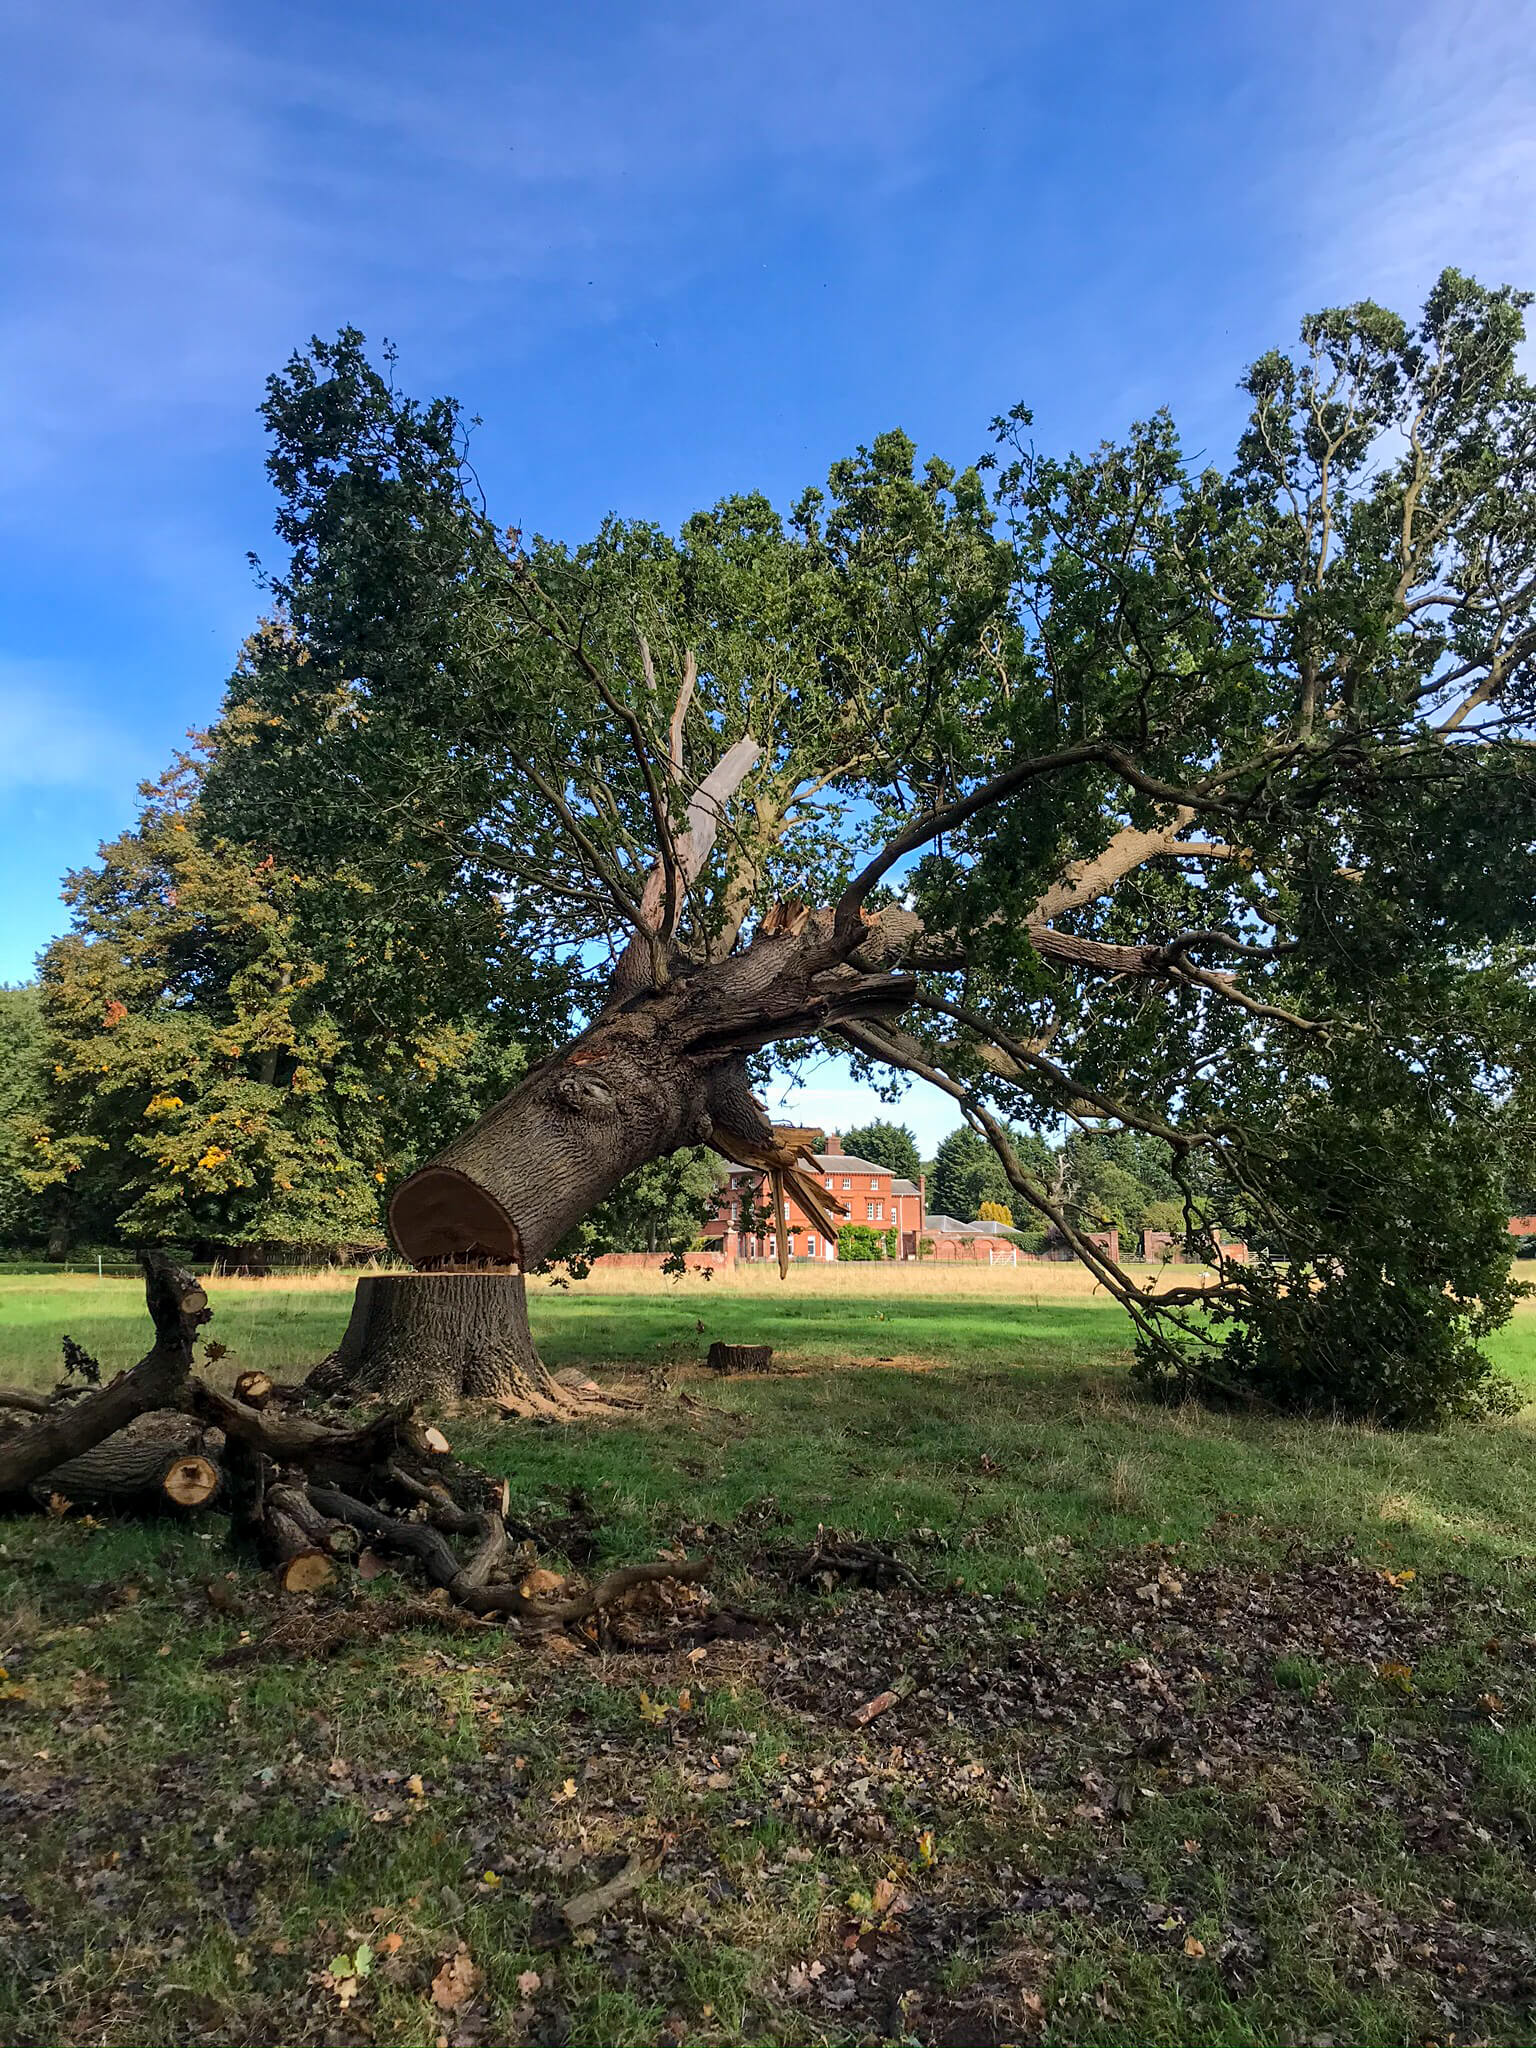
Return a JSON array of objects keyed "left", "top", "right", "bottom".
[
  {"left": 0, "top": 0, "right": 979, "bottom": 501},
  {"left": 1299, "top": 0, "right": 1536, "bottom": 313}
]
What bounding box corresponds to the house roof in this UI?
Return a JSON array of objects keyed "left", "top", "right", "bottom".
[
  {"left": 920, "top": 1212, "right": 1015, "bottom": 1237},
  {"left": 801, "top": 1152, "right": 894, "bottom": 1178},
  {"left": 890, "top": 1178, "right": 920, "bottom": 1196}
]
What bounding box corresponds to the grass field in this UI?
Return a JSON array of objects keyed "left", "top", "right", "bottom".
[{"left": 4, "top": 1269, "right": 1536, "bottom": 2045}]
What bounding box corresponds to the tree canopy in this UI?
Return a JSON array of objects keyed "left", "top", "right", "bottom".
[
  {"left": 0, "top": 985, "right": 52, "bottom": 1250},
  {"left": 203, "top": 272, "right": 1536, "bottom": 1420}
]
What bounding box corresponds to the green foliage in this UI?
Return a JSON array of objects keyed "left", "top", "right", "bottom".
[
  {"left": 0, "top": 987, "right": 51, "bottom": 1248},
  {"left": 20, "top": 750, "right": 523, "bottom": 1255},
  {"left": 1138, "top": 1035, "right": 1525, "bottom": 1424},
  {"left": 554, "top": 1148, "right": 724, "bottom": 1265},
  {"left": 1060, "top": 1130, "right": 1184, "bottom": 1240},
  {"left": 838, "top": 1119, "right": 922, "bottom": 1180},
  {"left": 836, "top": 1222, "right": 892, "bottom": 1261},
  {"left": 930, "top": 1125, "right": 1052, "bottom": 1224}
]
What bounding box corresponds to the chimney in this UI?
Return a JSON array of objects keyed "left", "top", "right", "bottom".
[{"left": 824, "top": 1132, "right": 843, "bottom": 1155}]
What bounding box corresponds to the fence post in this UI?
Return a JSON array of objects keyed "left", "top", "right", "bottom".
[{"left": 97, "top": 1254, "right": 103, "bottom": 1279}]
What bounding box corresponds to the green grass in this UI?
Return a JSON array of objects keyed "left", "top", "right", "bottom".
[
  {"left": 4, "top": 1272, "right": 1536, "bottom": 2045},
  {"left": 0, "top": 1271, "right": 1140, "bottom": 1380}
]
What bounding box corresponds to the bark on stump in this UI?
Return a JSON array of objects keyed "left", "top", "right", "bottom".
[
  {"left": 706, "top": 1342, "right": 775, "bottom": 1375},
  {"left": 310, "top": 1273, "right": 581, "bottom": 1416}
]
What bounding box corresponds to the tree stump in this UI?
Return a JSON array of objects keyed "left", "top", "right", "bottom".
[
  {"left": 706, "top": 1342, "right": 774, "bottom": 1375},
  {"left": 310, "top": 1272, "right": 584, "bottom": 1416}
]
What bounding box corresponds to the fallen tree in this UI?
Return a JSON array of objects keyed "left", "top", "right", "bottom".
[
  {"left": 0, "top": 1263, "right": 709, "bottom": 1634},
  {"left": 167, "top": 276, "right": 1536, "bottom": 1419}
]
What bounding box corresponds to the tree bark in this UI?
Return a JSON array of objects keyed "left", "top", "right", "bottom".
[{"left": 26, "top": 1413, "right": 221, "bottom": 1512}]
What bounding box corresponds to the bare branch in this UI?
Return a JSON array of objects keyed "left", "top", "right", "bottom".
[{"left": 832, "top": 744, "right": 1224, "bottom": 949}]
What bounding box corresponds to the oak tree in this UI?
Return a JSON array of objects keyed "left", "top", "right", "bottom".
[{"left": 213, "top": 275, "right": 1536, "bottom": 1422}]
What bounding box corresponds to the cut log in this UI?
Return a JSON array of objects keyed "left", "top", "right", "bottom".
[
  {"left": 278, "top": 1550, "right": 336, "bottom": 1595},
  {"left": 0, "top": 1256, "right": 208, "bottom": 1502},
  {"left": 24, "top": 1413, "right": 200, "bottom": 1502},
  {"left": 706, "top": 1342, "right": 774, "bottom": 1375},
  {"left": 233, "top": 1371, "right": 274, "bottom": 1410},
  {"left": 163, "top": 1454, "right": 221, "bottom": 1510},
  {"left": 264, "top": 1482, "right": 363, "bottom": 1565}
]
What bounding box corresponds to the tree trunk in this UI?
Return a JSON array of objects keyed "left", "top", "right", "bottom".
[
  {"left": 323, "top": 923, "right": 910, "bottom": 1405},
  {"left": 312, "top": 1273, "right": 578, "bottom": 1415}
]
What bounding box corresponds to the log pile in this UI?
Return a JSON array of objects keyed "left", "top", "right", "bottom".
[{"left": 0, "top": 1255, "right": 709, "bottom": 1635}]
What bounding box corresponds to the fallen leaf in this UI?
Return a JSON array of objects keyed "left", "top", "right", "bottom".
[
  {"left": 520, "top": 1568, "right": 567, "bottom": 1598},
  {"left": 1184, "top": 1935, "right": 1205, "bottom": 1958},
  {"left": 430, "top": 1945, "right": 482, "bottom": 2012},
  {"left": 406, "top": 1774, "right": 425, "bottom": 1799},
  {"left": 517, "top": 1970, "right": 541, "bottom": 1997}
]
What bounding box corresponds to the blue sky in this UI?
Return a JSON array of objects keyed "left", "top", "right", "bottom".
[{"left": 4, "top": 0, "right": 1534, "bottom": 1151}]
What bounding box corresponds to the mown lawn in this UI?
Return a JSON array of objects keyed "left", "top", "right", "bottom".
[{"left": 3, "top": 1271, "right": 1536, "bottom": 2045}]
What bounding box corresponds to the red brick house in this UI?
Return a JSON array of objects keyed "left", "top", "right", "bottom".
[{"left": 705, "top": 1131, "right": 928, "bottom": 1261}]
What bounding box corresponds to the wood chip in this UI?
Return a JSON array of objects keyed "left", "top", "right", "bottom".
[{"left": 848, "top": 1674, "right": 913, "bottom": 1727}]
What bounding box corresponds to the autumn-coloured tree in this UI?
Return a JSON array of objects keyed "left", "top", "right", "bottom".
[{"left": 20, "top": 748, "right": 524, "bottom": 1259}]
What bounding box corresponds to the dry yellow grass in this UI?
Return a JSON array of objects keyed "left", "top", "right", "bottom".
[
  {"left": 0, "top": 1257, "right": 1252, "bottom": 1307},
  {"left": 527, "top": 1256, "right": 1207, "bottom": 1303}
]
